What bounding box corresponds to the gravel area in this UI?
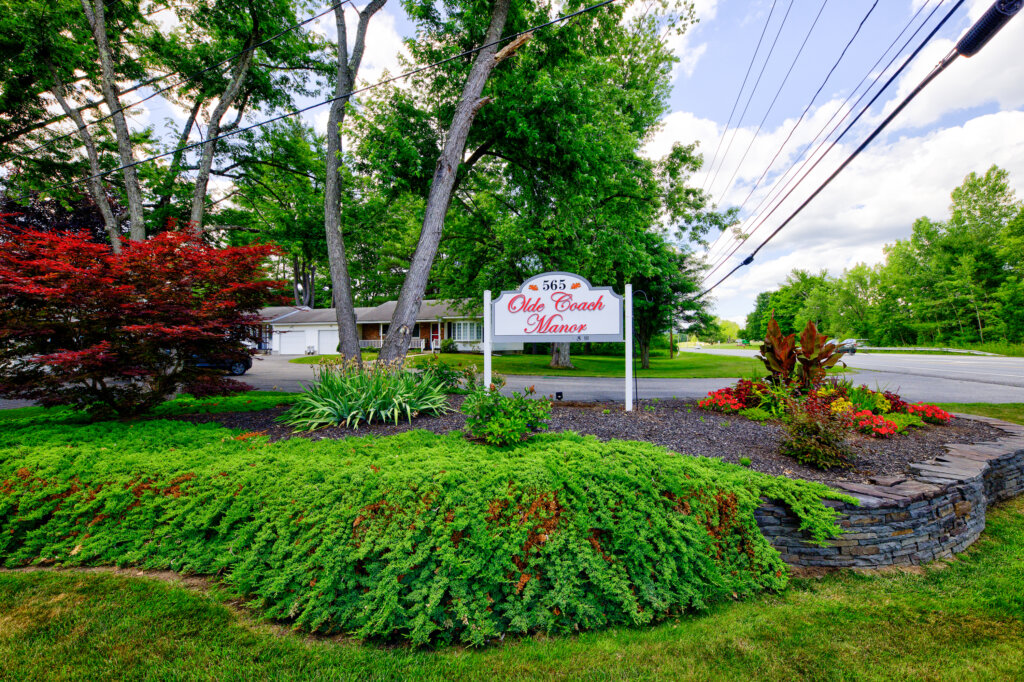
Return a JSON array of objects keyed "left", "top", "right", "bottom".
[{"left": 173, "top": 397, "right": 1007, "bottom": 486}]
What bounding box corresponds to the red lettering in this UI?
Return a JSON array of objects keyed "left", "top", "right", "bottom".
[
  {"left": 524, "top": 314, "right": 588, "bottom": 335},
  {"left": 509, "top": 294, "right": 544, "bottom": 314},
  {"left": 551, "top": 291, "right": 605, "bottom": 313}
]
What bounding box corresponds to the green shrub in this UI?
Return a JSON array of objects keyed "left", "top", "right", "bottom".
[
  {"left": 461, "top": 387, "right": 552, "bottom": 446},
  {"left": 281, "top": 359, "right": 450, "bottom": 431},
  {"left": 0, "top": 414, "right": 850, "bottom": 646},
  {"left": 779, "top": 406, "right": 855, "bottom": 469},
  {"left": 739, "top": 457, "right": 752, "bottom": 467},
  {"left": 418, "top": 354, "right": 464, "bottom": 392},
  {"left": 739, "top": 407, "right": 772, "bottom": 422},
  {"left": 149, "top": 391, "right": 299, "bottom": 416},
  {"left": 440, "top": 338, "right": 458, "bottom": 353},
  {"left": 886, "top": 412, "right": 925, "bottom": 433}
]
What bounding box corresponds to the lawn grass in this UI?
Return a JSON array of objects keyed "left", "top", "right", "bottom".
[
  {"left": 2, "top": 495, "right": 1022, "bottom": 680},
  {"left": 934, "top": 403, "right": 1024, "bottom": 425},
  {"left": 404, "top": 352, "right": 767, "bottom": 379},
  {"left": 292, "top": 349, "right": 379, "bottom": 364}
]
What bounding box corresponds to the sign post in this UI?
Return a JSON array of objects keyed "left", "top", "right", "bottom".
[
  {"left": 625, "top": 283, "right": 632, "bottom": 411},
  {"left": 487, "top": 272, "right": 633, "bottom": 411},
  {"left": 483, "top": 289, "right": 492, "bottom": 388}
]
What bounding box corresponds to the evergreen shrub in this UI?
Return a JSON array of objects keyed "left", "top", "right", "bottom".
[{"left": 0, "top": 411, "right": 850, "bottom": 646}]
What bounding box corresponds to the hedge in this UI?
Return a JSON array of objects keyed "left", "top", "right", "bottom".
[{"left": 0, "top": 409, "right": 851, "bottom": 646}]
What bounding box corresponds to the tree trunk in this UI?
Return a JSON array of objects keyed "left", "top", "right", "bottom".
[
  {"left": 324, "top": 0, "right": 388, "bottom": 364},
  {"left": 189, "top": 23, "right": 258, "bottom": 231},
  {"left": 972, "top": 297, "right": 984, "bottom": 343},
  {"left": 640, "top": 342, "right": 651, "bottom": 370},
  {"left": 81, "top": 0, "right": 145, "bottom": 241},
  {"left": 550, "top": 342, "right": 574, "bottom": 369},
  {"left": 154, "top": 98, "right": 203, "bottom": 218},
  {"left": 378, "top": 0, "right": 516, "bottom": 363},
  {"left": 47, "top": 70, "right": 121, "bottom": 252}
]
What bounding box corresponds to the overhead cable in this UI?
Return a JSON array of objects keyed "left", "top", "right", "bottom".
[
  {"left": 14, "top": 0, "right": 620, "bottom": 201},
  {"left": 697, "top": 0, "right": 1008, "bottom": 298},
  {"left": 4, "top": 0, "right": 354, "bottom": 161}
]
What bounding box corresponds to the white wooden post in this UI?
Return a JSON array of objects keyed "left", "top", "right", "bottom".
[
  {"left": 625, "top": 283, "right": 633, "bottom": 411},
  {"left": 483, "top": 289, "right": 492, "bottom": 389}
]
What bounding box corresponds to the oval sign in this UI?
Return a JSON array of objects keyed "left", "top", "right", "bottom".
[{"left": 491, "top": 272, "right": 624, "bottom": 342}]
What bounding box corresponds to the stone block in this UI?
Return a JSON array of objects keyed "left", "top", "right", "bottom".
[{"left": 843, "top": 545, "right": 880, "bottom": 556}]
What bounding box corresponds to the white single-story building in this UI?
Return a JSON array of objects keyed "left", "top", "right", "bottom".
[{"left": 261, "top": 299, "right": 523, "bottom": 355}]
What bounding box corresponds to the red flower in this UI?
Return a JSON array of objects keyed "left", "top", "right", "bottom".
[
  {"left": 905, "top": 403, "right": 952, "bottom": 424},
  {"left": 851, "top": 410, "right": 897, "bottom": 438}
]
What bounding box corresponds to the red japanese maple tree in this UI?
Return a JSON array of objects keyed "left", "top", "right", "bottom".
[{"left": 0, "top": 216, "right": 280, "bottom": 416}]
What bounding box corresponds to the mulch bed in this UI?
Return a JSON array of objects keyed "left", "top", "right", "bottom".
[{"left": 173, "top": 397, "right": 1007, "bottom": 486}]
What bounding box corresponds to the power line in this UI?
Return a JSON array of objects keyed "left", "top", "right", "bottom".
[
  {"left": 698, "top": 0, "right": 981, "bottom": 298},
  {"left": 729, "top": 1, "right": 879, "bottom": 226},
  {"left": 712, "top": 0, "right": 829, "bottom": 209},
  {"left": 702, "top": 0, "right": 943, "bottom": 280},
  {"left": 14, "top": 0, "right": 620, "bottom": 202},
  {"left": 703, "top": 0, "right": 794, "bottom": 201},
  {"left": 4, "top": 0, "right": 353, "bottom": 162},
  {"left": 698, "top": 0, "right": 778, "bottom": 194}
]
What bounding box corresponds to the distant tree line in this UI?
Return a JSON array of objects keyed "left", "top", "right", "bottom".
[{"left": 741, "top": 166, "right": 1024, "bottom": 347}]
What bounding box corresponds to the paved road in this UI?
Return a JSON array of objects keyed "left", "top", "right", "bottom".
[
  {"left": 5, "top": 350, "right": 1023, "bottom": 410},
  {"left": 240, "top": 353, "right": 1024, "bottom": 404}
]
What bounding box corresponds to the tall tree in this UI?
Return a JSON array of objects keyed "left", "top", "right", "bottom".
[
  {"left": 323, "top": 0, "right": 388, "bottom": 362},
  {"left": 377, "top": 0, "right": 516, "bottom": 362}
]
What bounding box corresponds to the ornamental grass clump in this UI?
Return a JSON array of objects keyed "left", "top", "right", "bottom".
[
  {"left": 281, "top": 358, "right": 449, "bottom": 431},
  {"left": 0, "top": 410, "right": 851, "bottom": 646}
]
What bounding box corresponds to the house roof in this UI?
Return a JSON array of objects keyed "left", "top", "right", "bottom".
[
  {"left": 358, "top": 299, "right": 473, "bottom": 323},
  {"left": 268, "top": 300, "right": 475, "bottom": 326},
  {"left": 272, "top": 307, "right": 375, "bottom": 325},
  {"left": 259, "top": 306, "right": 310, "bottom": 322}
]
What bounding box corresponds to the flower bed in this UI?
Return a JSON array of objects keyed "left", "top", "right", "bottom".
[{"left": 699, "top": 377, "right": 954, "bottom": 470}]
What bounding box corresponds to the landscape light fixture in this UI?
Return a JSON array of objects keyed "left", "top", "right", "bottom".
[{"left": 555, "top": 392, "right": 563, "bottom": 401}]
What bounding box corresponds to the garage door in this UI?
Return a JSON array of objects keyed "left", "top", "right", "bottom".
[
  {"left": 279, "top": 331, "right": 307, "bottom": 355},
  {"left": 318, "top": 329, "right": 340, "bottom": 354}
]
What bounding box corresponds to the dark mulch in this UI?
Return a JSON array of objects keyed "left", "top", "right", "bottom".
[{"left": 172, "top": 397, "right": 1007, "bottom": 486}]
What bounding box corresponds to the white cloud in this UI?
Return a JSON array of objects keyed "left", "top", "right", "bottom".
[
  {"left": 878, "top": 0, "right": 1024, "bottom": 132},
  {"left": 674, "top": 40, "right": 707, "bottom": 78},
  {"left": 704, "top": 109, "right": 1024, "bottom": 320}
]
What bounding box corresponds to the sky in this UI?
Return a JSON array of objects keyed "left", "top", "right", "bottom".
[{"left": 128, "top": 0, "right": 1024, "bottom": 327}]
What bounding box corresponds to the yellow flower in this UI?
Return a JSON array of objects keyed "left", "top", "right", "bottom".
[{"left": 830, "top": 398, "right": 853, "bottom": 414}]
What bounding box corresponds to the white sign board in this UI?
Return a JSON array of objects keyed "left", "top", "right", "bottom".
[{"left": 491, "top": 272, "right": 623, "bottom": 342}]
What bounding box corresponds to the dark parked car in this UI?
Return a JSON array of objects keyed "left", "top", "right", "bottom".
[{"left": 194, "top": 355, "right": 252, "bottom": 376}]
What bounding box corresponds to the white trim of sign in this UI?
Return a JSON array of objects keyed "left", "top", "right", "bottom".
[{"left": 490, "top": 271, "right": 624, "bottom": 343}]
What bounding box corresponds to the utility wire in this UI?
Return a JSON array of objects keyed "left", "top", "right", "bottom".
[
  {"left": 702, "top": 0, "right": 944, "bottom": 281},
  {"left": 701, "top": 0, "right": 915, "bottom": 272},
  {"left": 698, "top": 0, "right": 975, "bottom": 298},
  {"left": 703, "top": 0, "right": 794, "bottom": 200},
  {"left": 15, "top": 0, "right": 620, "bottom": 202},
  {"left": 699, "top": 0, "right": 778, "bottom": 194},
  {"left": 713, "top": 0, "right": 829, "bottom": 209},
  {"left": 4, "top": 0, "right": 354, "bottom": 161},
  {"left": 729, "top": 1, "right": 878, "bottom": 226}
]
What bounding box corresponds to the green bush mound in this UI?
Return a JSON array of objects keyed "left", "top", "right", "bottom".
[
  {"left": 0, "top": 411, "right": 850, "bottom": 646},
  {"left": 149, "top": 391, "right": 299, "bottom": 416}
]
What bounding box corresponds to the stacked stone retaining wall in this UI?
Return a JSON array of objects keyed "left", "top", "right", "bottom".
[{"left": 756, "top": 414, "right": 1024, "bottom": 568}]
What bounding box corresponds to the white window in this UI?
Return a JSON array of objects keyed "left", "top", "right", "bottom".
[{"left": 452, "top": 321, "right": 483, "bottom": 342}]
